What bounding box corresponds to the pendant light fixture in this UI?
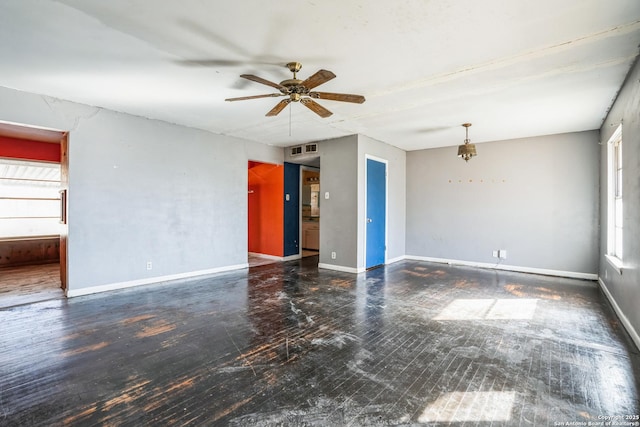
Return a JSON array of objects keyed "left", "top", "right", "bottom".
[{"left": 457, "top": 123, "right": 477, "bottom": 162}]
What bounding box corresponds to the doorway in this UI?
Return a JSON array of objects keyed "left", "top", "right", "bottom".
[
  {"left": 365, "top": 157, "right": 387, "bottom": 269},
  {"left": 247, "top": 161, "right": 284, "bottom": 267},
  {"left": 0, "top": 122, "right": 68, "bottom": 306},
  {"left": 301, "top": 168, "right": 320, "bottom": 258}
]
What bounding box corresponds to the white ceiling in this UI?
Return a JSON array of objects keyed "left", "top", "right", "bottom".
[{"left": 1, "top": 1, "right": 639, "bottom": 151}]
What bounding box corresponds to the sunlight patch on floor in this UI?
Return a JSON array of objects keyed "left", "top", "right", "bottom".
[
  {"left": 433, "top": 299, "right": 538, "bottom": 320},
  {"left": 418, "top": 391, "right": 516, "bottom": 423}
]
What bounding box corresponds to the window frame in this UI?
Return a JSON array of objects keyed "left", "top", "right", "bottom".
[
  {"left": 0, "top": 158, "right": 62, "bottom": 240},
  {"left": 605, "top": 124, "right": 623, "bottom": 273}
]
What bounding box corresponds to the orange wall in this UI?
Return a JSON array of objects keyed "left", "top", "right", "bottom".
[
  {"left": 248, "top": 162, "right": 284, "bottom": 256},
  {"left": 0, "top": 136, "right": 61, "bottom": 162}
]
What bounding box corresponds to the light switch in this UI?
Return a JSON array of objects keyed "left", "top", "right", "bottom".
[
  {"left": 324, "top": 192, "right": 330, "bottom": 200},
  {"left": 285, "top": 194, "right": 290, "bottom": 201}
]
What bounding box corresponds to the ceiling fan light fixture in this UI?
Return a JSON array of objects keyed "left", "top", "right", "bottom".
[
  {"left": 457, "top": 123, "right": 477, "bottom": 162},
  {"left": 225, "top": 62, "right": 365, "bottom": 118}
]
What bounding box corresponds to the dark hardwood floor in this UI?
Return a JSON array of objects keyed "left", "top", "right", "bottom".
[{"left": 1, "top": 257, "right": 638, "bottom": 426}]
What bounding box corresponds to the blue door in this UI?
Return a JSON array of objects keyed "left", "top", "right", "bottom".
[
  {"left": 366, "top": 158, "right": 386, "bottom": 269},
  {"left": 283, "top": 162, "right": 300, "bottom": 257}
]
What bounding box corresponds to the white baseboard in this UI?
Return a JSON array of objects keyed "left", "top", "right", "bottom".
[
  {"left": 248, "top": 252, "right": 301, "bottom": 262},
  {"left": 387, "top": 255, "right": 407, "bottom": 265},
  {"left": 66, "top": 263, "right": 249, "bottom": 298},
  {"left": 598, "top": 278, "right": 640, "bottom": 351},
  {"left": 248, "top": 252, "right": 281, "bottom": 260},
  {"left": 319, "top": 256, "right": 403, "bottom": 274},
  {"left": 318, "top": 263, "right": 365, "bottom": 274},
  {"left": 404, "top": 255, "right": 598, "bottom": 280}
]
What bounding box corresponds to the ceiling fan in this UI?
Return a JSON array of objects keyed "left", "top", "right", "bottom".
[{"left": 225, "top": 62, "right": 365, "bottom": 118}]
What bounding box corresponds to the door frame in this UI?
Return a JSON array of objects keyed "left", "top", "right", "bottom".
[
  {"left": 59, "top": 133, "right": 69, "bottom": 290},
  {"left": 300, "top": 165, "right": 320, "bottom": 259},
  {"left": 0, "top": 121, "right": 68, "bottom": 291},
  {"left": 364, "top": 154, "right": 388, "bottom": 269}
]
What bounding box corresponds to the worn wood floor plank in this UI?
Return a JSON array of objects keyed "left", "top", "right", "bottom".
[{"left": 1, "top": 258, "right": 639, "bottom": 426}]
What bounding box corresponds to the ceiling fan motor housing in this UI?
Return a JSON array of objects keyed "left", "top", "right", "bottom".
[{"left": 280, "top": 78, "right": 308, "bottom": 101}]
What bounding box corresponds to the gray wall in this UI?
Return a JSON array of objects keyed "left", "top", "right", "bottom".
[
  {"left": 406, "top": 131, "right": 600, "bottom": 276},
  {"left": 0, "top": 86, "right": 283, "bottom": 293},
  {"left": 316, "top": 135, "right": 359, "bottom": 269},
  {"left": 285, "top": 134, "right": 406, "bottom": 272},
  {"left": 284, "top": 135, "right": 359, "bottom": 269},
  {"left": 599, "top": 58, "right": 640, "bottom": 347}
]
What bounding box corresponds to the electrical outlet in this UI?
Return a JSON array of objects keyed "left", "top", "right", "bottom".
[
  {"left": 331, "top": 251, "right": 337, "bottom": 259},
  {"left": 492, "top": 250, "right": 499, "bottom": 258},
  {"left": 146, "top": 261, "right": 153, "bottom": 270},
  {"left": 499, "top": 250, "right": 507, "bottom": 259}
]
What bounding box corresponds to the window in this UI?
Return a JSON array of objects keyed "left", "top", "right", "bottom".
[
  {"left": 606, "top": 125, "right": 623, "bottom": 271},
  {"left": 0, "top": 158, "right": 61, "bottom": 239}
]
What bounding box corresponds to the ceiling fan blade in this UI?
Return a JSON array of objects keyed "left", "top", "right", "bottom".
[
  {"left": 309, "top": 92, "right": 365, "bottom": 104},
  {"left": 174, "top": 59, "right": 278, "bottom": 67},
  {"left": 300, "top": 69, "right": 336, "bottom": 90},
  {"left": 225, "top": 93, "right": 284, "bottom": 102},
  {"left": 241, "top": 74, "right": 287, "bottom": 91},
  {"left": 300, "top": 98, "right": 333, "bottom": 118},
  {"left": 266, "top": 99, "right": 292, "bottom": 116}
]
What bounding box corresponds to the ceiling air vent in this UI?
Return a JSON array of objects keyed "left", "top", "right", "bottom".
[
  {"left": 290, "top": 146, "right": 302, "bottom": 156},
  {"left": 305, "top": 143, "right": 318, "bottom": 154}
]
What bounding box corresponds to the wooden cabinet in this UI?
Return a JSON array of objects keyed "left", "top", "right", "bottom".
[{"left": 302, "top": 222, "right": 319, "bottom": 250}]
